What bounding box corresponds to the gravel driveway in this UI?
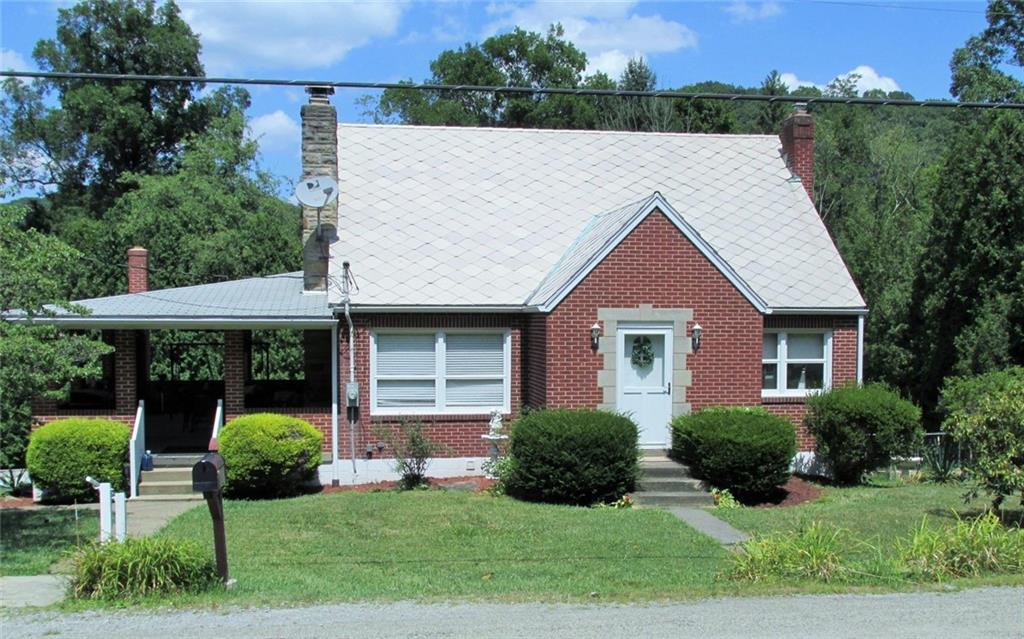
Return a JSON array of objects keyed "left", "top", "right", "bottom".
[{"left": 5, "top": 587, "right": 1022, "bottom": 638}]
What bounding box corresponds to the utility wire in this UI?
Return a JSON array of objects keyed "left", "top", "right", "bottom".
[{"left": 4, "top": 70, "right": 1024, "bottom": 110}]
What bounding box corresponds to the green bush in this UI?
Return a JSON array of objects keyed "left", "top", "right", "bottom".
[
  {"left": 805, "top": 384, "right": 922, "bottom": 485},
  {"left": 375, "top": 421, "right": 448, "bottom": 490},
  {"left": 70, "top": 537, "right": 219, "bottom": 600},
  {"left": 671, "top": 407, "right": 795, "bottom": 500},
  {"left": 898, "top": 513, "right": 1024, "bottom": 580},
  {"left": 941, "top": 368, "right": 1024, "bottom": 509},
  {"left": 26, "top": 418, "right": 129, "bottom": 502},
  {"left": 730, "top": 521, "right": 848, "bottom": 583},
  {"left": 504, "top": 409, "right": 638, "bottom": 506},
  {"left": 218, "top": 413, "right": 323, "bottom": 498}
]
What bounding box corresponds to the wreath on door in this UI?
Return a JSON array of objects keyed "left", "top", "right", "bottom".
[{"left": 631, "top": 336, "right": 654, "bottom": 369}]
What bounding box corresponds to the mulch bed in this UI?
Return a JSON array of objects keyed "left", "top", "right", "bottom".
[
  {"left": 319, "top": 475, "right": 496, "bottom": 494},
  {"left": 0, "top": 496, "right": 37, "bottom": 509},
  {"left": 748, "top": 476, "right": 823, "bottom": 508}
]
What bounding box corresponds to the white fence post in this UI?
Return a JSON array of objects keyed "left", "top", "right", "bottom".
[
  {"left": 98, "top": 482, "right": 112, "bottom": 543},
  {"left": 113, "top": 491, "right": 127, "bottom": 542}
]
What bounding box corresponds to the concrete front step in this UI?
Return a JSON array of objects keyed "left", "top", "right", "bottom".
[
  {"left": 133, "top": 493, "right": 204, "bottom": 502},
  {"left": 151, "top": 454, "right": 206, "bottom": 468},
  {"left": 638, "top": 477, "right": 704, "bottom": 492},
  {"left": 138, "top": 480, "right": 195, "bottom": 497},
  {"left": 633, "top": 491, "right": 714, "bottom": 507},
  {"left": 142, "top": 467, "right": 193, "bottom": 482},
  {"left": 640, "top": 462, "right": 694, "bottom": 479}
]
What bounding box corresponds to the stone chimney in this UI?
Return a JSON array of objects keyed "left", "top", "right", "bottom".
[
  {"left": 127, "top": 247, "right": 149, "bottom": 293},
  {"left": 780, "top": 103, "right": 815, "bottom": 202},
  {"left": 300, "top": 85, "right": 338, "bottom": 291}
]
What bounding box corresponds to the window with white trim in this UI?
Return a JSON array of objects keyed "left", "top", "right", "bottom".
[
  {"left": 371, "top": 330, "right": 511, "bottom": 414},
  {"left": 762, "top": 331, "right": 832, "bottom": 396}
]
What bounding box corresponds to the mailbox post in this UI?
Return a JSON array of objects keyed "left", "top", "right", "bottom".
[{"left": 192, "top": 453, "right": 229, "bottom": 584}]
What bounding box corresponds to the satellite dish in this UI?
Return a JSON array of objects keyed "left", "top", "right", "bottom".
[{"left": 294, "top": 175, "right": 339, "bottom": 208}]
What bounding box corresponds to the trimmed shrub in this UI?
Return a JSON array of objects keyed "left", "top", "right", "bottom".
[
  {"left": 671, "top": 407, "right": 795, "bottom": 500},
  {"left": 504, "top": 409, "right": 638, "bottom": 506},
  {"left": 805, "top": 384, "right": 922, "bottom": 485},
  {"left": 26, "top": 418, "right": 129, "bottom": 502},
  {"left": 218, "top": 413, "right": 323, "bottom": 498},
  {"left": 70, "top": 537, "right": 219, "bottom": 600}
]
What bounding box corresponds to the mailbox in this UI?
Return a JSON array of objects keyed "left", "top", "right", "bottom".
[{"left": 192, "top": 453, "right": 226, "bottom": 493}]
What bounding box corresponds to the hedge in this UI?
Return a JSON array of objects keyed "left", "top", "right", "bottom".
[
  {"left": 671, "top": 407, "right": 795, "bottom": 500},
  {"left": 805, "top": 383, "right": 922, "bottom": 484},
  {"left": 218, "top": 413, "right": 323, "bottom": 498},
  {"left": 26, "top": 418, "right": 130, "bottom": 502},
  {"left": 504, "top": 409, "right": 639, "bottom": 506}
]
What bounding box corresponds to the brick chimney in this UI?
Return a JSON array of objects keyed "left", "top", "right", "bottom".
[
  {"left": 127, "top": 247, "right": 148, "bottom": 293},
  {"left": 780, "top": 103, "right": 815, "bottom": 202},
  {"left": 300, "top": 86, "right": 338, "bottom": 291}
]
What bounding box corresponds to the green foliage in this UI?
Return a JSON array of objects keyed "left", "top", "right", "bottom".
[
  {"left": 1, "top": 207, "right": 112, "bottom": 477},
  {"left": 897, "top": 513, "right": 1024, "bottom": 580},
  {"left": 504, "top": 409, "right": 639, "bottom": 506},
  {"left": 375, "top": 421, "right": 447, "bottom": 490},
  {"left": 26, "top": 418, "right": 129, "bottom": 502},
  {"left": 941, "top": 368, "right": 1024, "bottom": 509},
  {"left": 805, "top": 384, "right": 922, "bottom": 484},
  {"left": 711, "top": 488, "right": 741, "bottom": 510},
  {"left": 670, "top": 407, "right": 795, "bottom": 500},
  {"left": 70, "top": 537, "right": 219, "bottom": 600},
  {"left": 218, "top": 413, "right": 323, "bottom": 499},
  {"left": 950, "top": 0, "right": 1024, "bottom": 102},
  {"left": 729, "top": 522, "right": 848, "bottom": 583},
  {"left": 922, "top": 435, "right": 962, "bottom": 484},
  {"left": 910, "top": 111, "right": 1024, "bottom": 421}
]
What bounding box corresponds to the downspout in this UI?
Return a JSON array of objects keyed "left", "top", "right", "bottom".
[
  {"left": 330, "top": 322, "right": 339, "bottom": 485},
  {"left": 856, "top": 314, "right": 865, "bottom": 384},
  {"left": 342, "top": 262, "right": 358, "bottom": 475}
]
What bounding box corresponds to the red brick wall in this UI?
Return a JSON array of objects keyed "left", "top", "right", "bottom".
[
  {"left": 224, "top": 330, "right": 245, "bottom": 414},
  {"left": 523, "top": 314, "right": 547, "bottom": 408},
  {"left": 340, "top": 314, "right": 523, "bottom": 458},
  {"left": 781, "top": 109, "right": 815, "bottom": 200},
  {"left": 543, "top": 210, "right": 763, "bottom": 410},
  {"left": 114, "top": 330, "right": 138, "bottom": 414},
  {"left": 127, "top": 247, "right": 149, "bottom": 294},
  {"left": 762, "top": 315, "right": 861, "bottom": 451}
]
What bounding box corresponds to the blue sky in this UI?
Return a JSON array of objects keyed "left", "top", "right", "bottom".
[{"left": 0, "top": 0, "right": 996, "bottom": 194}]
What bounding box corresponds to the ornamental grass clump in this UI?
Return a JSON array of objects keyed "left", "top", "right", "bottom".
[
  {"left": 729, "top": 521, "right": 848, "bottom": 583},
  {"left": 26, "top": 418, "right": 129, "bottom": 502},
  {"left": 69, "top": 537, "right": 219, "bottom": 600},
  {"left": 897, "top": 513, "right": 1024, "bottom": 581}
]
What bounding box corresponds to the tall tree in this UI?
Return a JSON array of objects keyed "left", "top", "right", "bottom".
[
  {"left": 601, "top": 57, "right": 676, "bottom": 132},
  {"left": 950, "top": 0, "right": 1024, "bottom": 102},
  {"left": 366, "top": 25, "right": 612, "bottom": 129},
  {"left": 756, "top": 70, "right": 789, "bottom": 134}
]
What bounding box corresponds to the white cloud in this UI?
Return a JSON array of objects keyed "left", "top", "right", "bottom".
[
  {"left": 725, "top": 1, "right": 782, "bottom": 22},
  {"left": 781, "top": 65, "right": 901, "bottom": 95},
  {"left": 248, "top": 110, "right": 300, "bottom": 155},
  {"left": 1, "top": 48, "right": 32, "bottom": 71},
  {"left": 484, "top": 2, "right": 696, "bottom": 79},
  {"left": 179, "top": 2, "right": 404, "bottom": 73}
]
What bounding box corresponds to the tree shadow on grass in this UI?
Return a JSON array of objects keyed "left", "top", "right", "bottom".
[{"left": 924, "top": 505, "right": 1023, "bottom": 529}]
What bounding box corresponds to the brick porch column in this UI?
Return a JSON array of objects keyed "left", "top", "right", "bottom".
[
  {"left": 224, "top": 330, "right": 246, "bottom": 415},
  {"left": 114, "top": 330, "right": 137, "bottom": 414}
]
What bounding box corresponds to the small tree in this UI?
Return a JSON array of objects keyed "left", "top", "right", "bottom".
[
  {"left": 942, "top": 368, "right": 1024, "bottom": 511},
  {"left": 375, "top": 421, "right": 447, "bottom": 490}
]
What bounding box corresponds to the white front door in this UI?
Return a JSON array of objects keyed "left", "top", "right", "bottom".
[{"left": 617, "top": 325, "right": 673, "bottom": 448}]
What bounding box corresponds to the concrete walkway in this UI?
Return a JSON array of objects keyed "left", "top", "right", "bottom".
[
  {"left": 665, "top": 507, "right": 749, "bottom": 545},
  {"left": 126, "top": 499, "right": 202, "bottom": 536}
]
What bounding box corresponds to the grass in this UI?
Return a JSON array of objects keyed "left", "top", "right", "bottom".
[
  {"left": 0, "top": 507, "right": 99, "bottom": 576},
  {"left": 153, "top": 490, "right": 727, "bottom": 605}
]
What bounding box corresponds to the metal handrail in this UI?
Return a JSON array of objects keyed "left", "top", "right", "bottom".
[
  {"left": 129, "top": 400, "right": 145, "bottom": 498},
  {"left": 208, "top": 399, "right": 224, "bottom": 451}
]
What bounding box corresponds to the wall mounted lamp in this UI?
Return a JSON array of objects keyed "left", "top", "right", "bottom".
[
  {"left": 590, "top": 322, "right": 601, "bottom": 350},
  {"left": 691, "top": 323, "right": 703, "bottom": 353}
]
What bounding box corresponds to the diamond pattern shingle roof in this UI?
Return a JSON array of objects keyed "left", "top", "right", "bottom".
[{"left": 331, "top": 124, "right": 865, "bottom": 311}]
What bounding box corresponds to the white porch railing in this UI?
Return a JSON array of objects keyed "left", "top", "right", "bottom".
[
  {"left": 129, "top": 400, "right": 145, "bottom": 499},
  {"left": 208, "top": 399, "right": 224, "bottom": 451}
]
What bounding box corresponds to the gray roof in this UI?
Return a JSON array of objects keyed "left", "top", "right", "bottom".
[
  {"left": 45, "top": 272, "right": 333, "bottom": 328},
  {"left": 331, "top": 124, "right": 866, "bottom": 312}
]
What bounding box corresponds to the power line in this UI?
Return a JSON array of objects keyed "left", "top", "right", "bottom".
[
  {"left": 807, "top": 1, "right": 993, "bottom": 15},
  {"left": 3, "top": 70, "right": 1024, "bottom": 110}
]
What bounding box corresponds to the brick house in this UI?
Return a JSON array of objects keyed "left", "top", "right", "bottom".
[{"left": 33, "top": 87, "right": 865, "bottom": 493}]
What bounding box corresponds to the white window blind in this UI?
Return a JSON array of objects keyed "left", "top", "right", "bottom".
[
  {"left": 372, "top": 331, "right": 508, "bottom": 413},
  {"left": 762, "top": 331, "right": 831, "bottom": 396}
]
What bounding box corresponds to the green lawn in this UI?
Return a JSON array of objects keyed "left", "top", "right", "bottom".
[
  {"left": 156, "top": 490, "right": 727, "bottom": 604},
  {"left": 0, "top": 507, "right": 99, "bottom": 576},
  {"left": 714, "top": 478, "right": 1024, "bottom": 562}
]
